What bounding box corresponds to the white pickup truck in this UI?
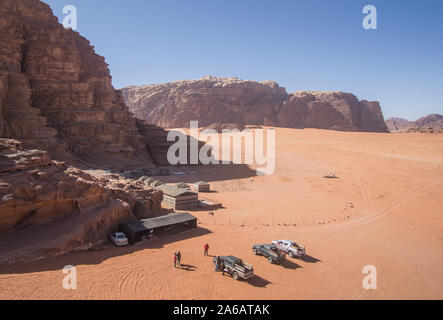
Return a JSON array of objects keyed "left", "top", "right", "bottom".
[{"left": 272, "top": 240, "right": 306, "bottom": 258}]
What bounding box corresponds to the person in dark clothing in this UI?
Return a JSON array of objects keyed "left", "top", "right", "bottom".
[
  {"left": 215, "top": 256, "right": 221, "bottom": 271},
  {"left": 176, "top": 250, "right": 181, "bottom": 266}
]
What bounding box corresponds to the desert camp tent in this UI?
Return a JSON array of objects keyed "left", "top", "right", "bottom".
[
  {"left": 141, "top": 212, "right": 197, "bottom": 233},
  {"left": 119, "top": 212, "right": 197, "bottom": 244},
  {"left": 119, "top": 220, "right": 149, "bottom": 244}
]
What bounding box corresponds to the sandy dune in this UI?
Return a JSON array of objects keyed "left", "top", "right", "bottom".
[{"left": 0, "top": 128, "right": 442, "bottom": 299}]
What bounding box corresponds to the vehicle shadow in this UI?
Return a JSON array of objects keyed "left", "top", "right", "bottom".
[
  {"left": 247, "top": 275, "right": 272, "bottom": 288},
  {"left": 281, "top": 259, "right": 302, "bottom": 270},
  {"left": 301, "top": 255, "right": 322, "bottom": 263}
]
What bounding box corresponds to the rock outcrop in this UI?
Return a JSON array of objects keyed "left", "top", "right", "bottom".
[
  {"left": 122, "top": 76, "right": 389, "bottom": 132},
  {"left": 386, "top": 114, "right": 443, "bottom": 133},
  {"left": 385, "top": 117, "right": 412, "bottom": 132},
  {"left": 0, "top": 139, "right": 130, "bottom": 262},
  {"left": 0, "top": 138, "right": 168, "bottom": 262},
  {"left": 0, "top": 0, "right": 173, "bottom": 169}
]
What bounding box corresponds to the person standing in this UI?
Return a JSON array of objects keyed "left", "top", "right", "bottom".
[
  {"left": 215, "top": 256, "right": 221, "bottom": 271},
  {"left": 204, "top": 243, "right": 209, "bottom": 256},
  {"left": 176, "top": 250, "right": 181, "bottom": 267},
  {"left": 173, "top": 253, "right": 177, "bottom": 268}
]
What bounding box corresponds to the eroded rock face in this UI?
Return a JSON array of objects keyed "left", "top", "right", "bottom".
[
  {"left": 0, "top": 0, "right": 182, "bottom": 262},
  {"left": 122, "top": 76, "right": 389, "bottom": 132},
  {"left": 0, "top": 0, "right": 171, "bottom": 169}
]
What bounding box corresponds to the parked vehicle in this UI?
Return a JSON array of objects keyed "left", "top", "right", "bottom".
[
  {"left": 110, "top": 232, "right": 129, "bottom": 247},
  {"left": 213, "top": 255, "right": 254, "bottom": 280},
  {"left": 252, "top": 244, "right": 286, "bottom": 264},
  {"left": 272, "top": 240, "right": 306, "bottom": 258}
]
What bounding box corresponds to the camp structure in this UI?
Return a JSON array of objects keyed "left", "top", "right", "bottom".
[
  {"left": 141, "top": 212, "right": 197, "bottom": 234},
  {"left": 119, "top": 220, "right": 149, "bottom": 245},
  {"left": 193, "top": 181, "right": 210, "bottom": 192},
  {"left": 158, "top": 184, "right": 199, "bottom": 210},
  {"left": 119, "top": 212, "right": 198, "bottom": 244},
  {"left": 177, "top": 182, "right": 191, "bottom": 190}
]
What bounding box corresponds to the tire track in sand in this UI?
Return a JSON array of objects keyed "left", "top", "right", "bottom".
[{"left": 327, "top": 183, "right": 433, "bottom": 232}]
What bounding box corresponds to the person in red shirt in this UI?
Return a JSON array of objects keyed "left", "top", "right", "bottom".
[
  {"left": 173, "top": 253, "right": 177, "bottom": 268},
  {"left": 204, "top": 243, "right": 209, "bottom": 256}
]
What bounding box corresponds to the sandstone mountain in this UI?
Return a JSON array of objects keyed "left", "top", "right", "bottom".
[
  {"left": 0, "top": 0, "right": 173, "bottom": 169},
  {"left": 0, "top": 0, "right": 183, "bottom": 262},
  {"left": 122, "top": 76, "right": 389, "bottom": 132},
  {"left": 386, "top": 114, "right": 443, "bottom": 133}
]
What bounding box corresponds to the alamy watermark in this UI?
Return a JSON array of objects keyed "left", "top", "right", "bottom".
[
  {"left": 62, "top": 265, "right": 77, "bottom": 290},
  {"left": 362, "top": 265, "right": 377, "bottom": 290},
  {"left": 362, "top": 5, "right": 377, "bottom": 30},
  {"left": 167, "top": 121, "right": 275, "bottom": 176},
  {"left": 62, "top": 5, "right": 77, "bottom": 30}
]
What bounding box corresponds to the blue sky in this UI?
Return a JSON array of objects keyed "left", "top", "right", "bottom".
[{"left": 43, "top": 0, "right": 442, "bottom": 120}]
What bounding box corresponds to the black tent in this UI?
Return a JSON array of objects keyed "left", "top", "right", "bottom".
[
  {"left": 141, "top": 212, "right": 197, "bottom": 233},
  {"left": 119, "top": 220, "right": 149, "bottom": 245}
]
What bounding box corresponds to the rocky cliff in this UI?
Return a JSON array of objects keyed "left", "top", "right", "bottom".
[
  {"left": 122, "top": 76, "right": 389, "bottom": 132},
  {"left": 0, "top": 0, "right": 180, "bottom": 262},
  {"left": 0, "top": 139, "right": 130, "bottom": 262},
  {"left": 386, "top": 114, "right": 443, "bottom": 133},
  {"left": 0, "top": 0, "right": 172, "bottom": 169}
]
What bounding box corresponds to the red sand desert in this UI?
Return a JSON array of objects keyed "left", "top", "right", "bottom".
[{"left": 0, "top": 128, "right": 442, "bottom": 299}]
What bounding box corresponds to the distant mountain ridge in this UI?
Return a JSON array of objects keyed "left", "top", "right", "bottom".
[
  {"left": 121, "top": 76, "right": 389, "bottom": 133},
  {"left": 386, "top": 114, "right": 443, "bottom": 133}
]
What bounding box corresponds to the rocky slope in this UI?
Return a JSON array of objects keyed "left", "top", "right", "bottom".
[
  {"left": 122, "top": 76, "right": 389, "bottom": 132},
  {"left": 0, "top": 139, "right": 123, "bottom": 262},
  {"left": 0, "top": 0, "right": 173, "bottom": 169},
  {"left": 386, "top": 114, "right": 443, "bottom": 133},
  {"left": 0, "top": 138, "right": 168, "bottom": 262}
]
